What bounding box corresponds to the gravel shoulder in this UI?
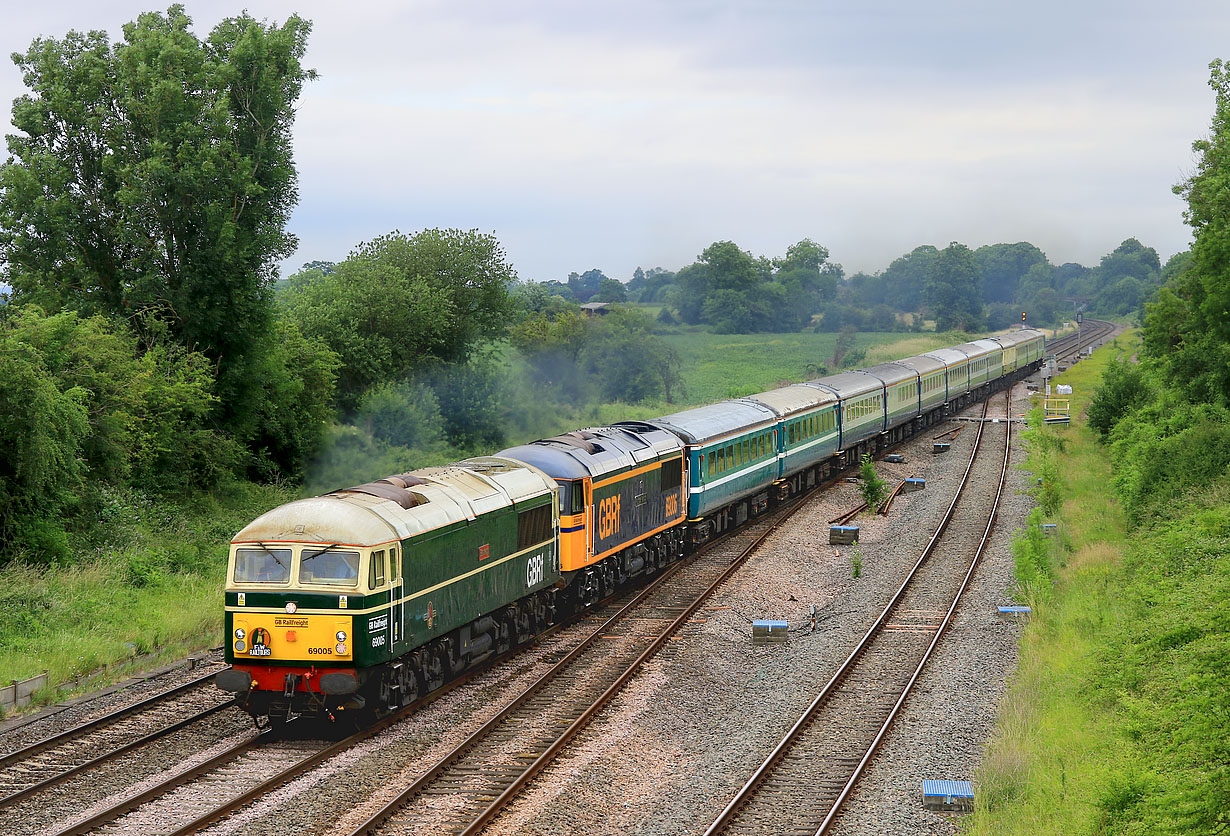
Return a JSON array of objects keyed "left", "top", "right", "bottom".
[{"left": 483, "top": 384, "right": 1037, "bottom": 836}]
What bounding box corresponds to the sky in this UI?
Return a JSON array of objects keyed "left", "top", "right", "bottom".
[{"left": 3, "top": 1, "right": 1229, "bottom": 283}]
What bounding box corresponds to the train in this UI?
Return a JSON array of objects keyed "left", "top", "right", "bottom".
[{"left": 215, "top": 327, "right": 1046, "bottom": 725}]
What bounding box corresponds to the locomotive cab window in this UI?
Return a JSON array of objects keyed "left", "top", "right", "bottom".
[
  {"left": 233, "top": 547, "right": 291, "bottom": 584},
  {"left": 369, "top": 550, "right": 386, "bottom": 589},
  {"left": 558, "top": 480, "right": 585, "bottom": 515},
  {"left": 390, "top": 548, "right": 401, "bottom": 583},
  {"left": 661, "top": 457, "right": 683, "bottom": 491},
  {"left": 518, "top": 503, "right": 553, "bottom": 549},
  {"left": 299, "top": 547, "right": 360, "bottom": 587}
]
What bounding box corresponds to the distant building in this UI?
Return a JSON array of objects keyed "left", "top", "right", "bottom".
[{"left": 579, "top": 302, "right": 612, "bottom": 316}]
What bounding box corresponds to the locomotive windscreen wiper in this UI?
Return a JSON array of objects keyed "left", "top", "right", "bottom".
[
  {"left": 300, "top": 543, "right": 340, "bottom": 564},
  {"left": 255, "top": 541, "right": 287, "bottom": 569}
]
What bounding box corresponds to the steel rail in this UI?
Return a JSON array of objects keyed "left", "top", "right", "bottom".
[
  {"left": 876, "top": 478, "right": 908, "bottom": 516},
  {"left": 49, "top": 731, "right": 272, "bottom": 836},
  {"left": 931, "top": 424, "right": 964, "bottom": 441},
  {"left": 78, "top": 607, "right": 590, "bottom": 836},
  {"left": 457, "top": 499, "right": 808, "bottom": 836},
  {"left": 811, "top": 390, "right": 1013, "bottom": 835},
  {"left": 346, "top": 494, "right": 812, "bottom": 836},
  {"left": 702, "top": 393, "right": 999, "bottom": 836},
  {"left": 0, "top": 698, "right": 236, "bottom": 809},
  {"left": 177, "top": 572, "right": 689, "bottom": 836},
  {"left": 828, "top": 503, "right": 866, "bottom": 526},
  {"left": 0, "top": 669, "right": 220, "bottom": 771}
]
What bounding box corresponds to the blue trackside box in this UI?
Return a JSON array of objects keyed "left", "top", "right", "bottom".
[
  {"left": 751, "top": 620, "right": 788, "bottom": 645},
  {"left": 829, "top": 525, "right": 860, "bottom": 545},
  {"left": 922, "top": 779, "right": 974, "bottom": 811}
]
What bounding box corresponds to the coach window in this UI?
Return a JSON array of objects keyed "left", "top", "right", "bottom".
[
  {"left": 717, "top": 448, "right": 725, "bottom": 472},
  {"left": 708, "top": 452, "right": 716, "bottom": 477},
  {"left": 726, "top": 445, "right": 734, "bottom": 467}
]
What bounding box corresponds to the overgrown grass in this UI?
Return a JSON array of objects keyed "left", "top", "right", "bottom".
[
  {"left": 969, "top": 329, "right": 1230, "bottom": 835},
  {"left": 0, "top": 481, "right": 295, "bottom": 704}
]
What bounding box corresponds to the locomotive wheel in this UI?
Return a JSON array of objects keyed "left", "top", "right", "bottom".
[
  {"left": 424, "top": 645, "right": 448, "bottom": 691},
  {"left": 496, "top": 612, "right": 513, "bottom": 655},
  {"left": 399, "top": 662, "right": 421, "bottom": 706}
]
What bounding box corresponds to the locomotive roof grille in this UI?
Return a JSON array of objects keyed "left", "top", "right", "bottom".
[{"left": 332, "top": 472, "right": 427, "bottom": 510}]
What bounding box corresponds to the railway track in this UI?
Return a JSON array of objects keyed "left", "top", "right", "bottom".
[
  {"left": 39, "top": 499, "right": 807, "bottom": 836},
  {"left": 0, "top": 671, "right": 234, "bottom": 809},
  {"left": 39, "top": 616, "right": 596, "bottom": 836},
  {"left": 17, "top": 357, "right": 1037, "bottom": 835},
  {"left": 1047, "top": 318, "right": 1115, "bottom": 364},
  {"left": 343, "top": 491, "right": 816, "bottom": 836},
  {"left": 702, "top": 389, "right": 1014, "bottom": 836}
]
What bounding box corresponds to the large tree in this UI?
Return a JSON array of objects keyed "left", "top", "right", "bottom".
[
  {"left": 281, "top": 228, "right": 516, "bottom": 408},
  {"left": 926, "top": 242, "right": 983, "bottom": 331},
  {"left": 349, "top": 229, "right": 517, "bottom": 363},
  {"left": 974, "top": 242, "right": 1047, "bottom": 305},
  {"left": 1152, "top": 58, "right": 1230, "bottom": 406},
  {"left": 0, "top": 5, "right": 313, "bottom": 426}
]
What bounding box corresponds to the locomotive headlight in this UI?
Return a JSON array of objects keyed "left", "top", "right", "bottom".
[
  {"left": 234, "top": 628, "right": 245, "bottom": 640},
  {"left": 335, "top": 630, "right": 347, "bottom": 642},
  {"left": 285, "top": 602, "right": 298, "bottom": 614},
  {"left": 234, "top": 640, "right": 246, "bottom": 653},
  {"left": 335, "top": 642, "right": 347, "bottom": 654}
]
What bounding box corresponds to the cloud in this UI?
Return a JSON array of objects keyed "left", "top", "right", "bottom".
[{"left": 0, "top": 1, "right": 1225, "bottom": 281}]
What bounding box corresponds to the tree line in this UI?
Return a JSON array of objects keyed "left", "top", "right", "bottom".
[{"left": 521, "top": 235, "right": 1169, "bottom": 336}]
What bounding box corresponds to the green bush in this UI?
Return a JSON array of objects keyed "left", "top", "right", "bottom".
[
  {"left": 0, "top": 349, "right": 89, "bottom": 561},
  {"left": 1087, "top": 357, "right": 1151, "bottom": 439},
  {"left": 354, "top": 380, "right": 446, "bottom": 451},
  {"left": 859, "top": 454, "right": 888, "bottom": 510},
  {"left": 1110, "top": 399, "right": 1230, "bottom": 524},
  {"left": 1012, "top": 508, "right": 1055, "bottom": 602}
]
